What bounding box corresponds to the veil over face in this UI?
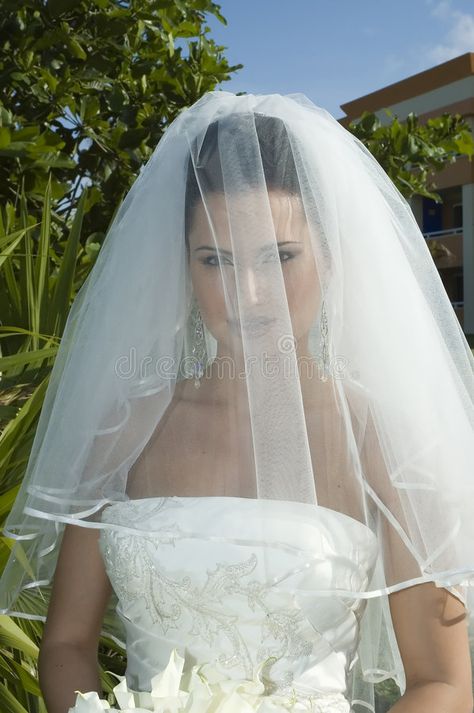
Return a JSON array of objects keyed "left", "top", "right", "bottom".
[{"left": 1, "top": 91, "right": 474, "bottom": 713}]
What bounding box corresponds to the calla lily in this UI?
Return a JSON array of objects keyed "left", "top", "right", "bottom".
[{"left": 68, "top": 647, "right": 349, "bottom": 712}]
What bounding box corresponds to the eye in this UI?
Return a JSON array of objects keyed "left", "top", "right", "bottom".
[
  {"left": 201, "top": 255, "right": 233, "bottom": 267},
  {"left": 279, "top": 251, "right": 295, "bottom": 262},
  {"left": 262, "top": 250, "right": 298, "bottom": 264}
]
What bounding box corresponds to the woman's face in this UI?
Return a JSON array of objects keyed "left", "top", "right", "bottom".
[{"left": 187, "top": 189, "right": 321, "bottom": 354}]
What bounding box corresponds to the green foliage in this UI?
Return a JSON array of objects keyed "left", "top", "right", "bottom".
[
  {"left": 348, "top": 108, "right": 474, "bottom": 201},
  {"left": 0, "top": 189, "right": 129, "bottom": 713},
  {"left": 0, "top": 0, "right": 242, "bottom": 242},
  {"left": 0, "top": 183, "right": 89, "bottom": 446}
]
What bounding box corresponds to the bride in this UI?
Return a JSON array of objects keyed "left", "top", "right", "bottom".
[{"left": 1, "top": 92, "right": 473, "bottom": 713}]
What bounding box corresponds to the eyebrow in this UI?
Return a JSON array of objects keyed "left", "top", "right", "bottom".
[{"left": 194, "top": 241, "right": 302, "bottom": 255}]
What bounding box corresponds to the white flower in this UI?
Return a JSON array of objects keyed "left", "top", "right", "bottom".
[
  {"left": 68, "top": 648, "right": 344, "bottom": 712},
  {"left": 66, "top": 690, "right": 112, "bottom": 712}
]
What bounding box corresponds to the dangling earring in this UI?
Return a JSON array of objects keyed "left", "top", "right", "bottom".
[
  {"left": 191, "top": 302, "right": 206, "bottom": 389},
  {"left": 320, "top": 299, "right": 329, "bottom": 382}
]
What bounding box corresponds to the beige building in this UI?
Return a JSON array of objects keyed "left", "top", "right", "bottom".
[{"left": 338, "top": 52, "right": 474, "bottom": 342}]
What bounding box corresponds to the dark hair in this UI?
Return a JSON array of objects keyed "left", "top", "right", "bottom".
[{"left": 184, "top": 112, "right": 302, "bottom": 250}]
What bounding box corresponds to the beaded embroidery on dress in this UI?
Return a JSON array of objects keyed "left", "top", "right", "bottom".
[{"left": 95, "top": 495, "right": 379, "bottom": 712}]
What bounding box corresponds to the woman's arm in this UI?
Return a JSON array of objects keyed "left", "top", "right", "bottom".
[
  {"left": 356, "top": 402, "right": 473, "bottom": 711},
  {"left": 38, "top": 522, "right": 113, "bottom": 713},
  {"left": 388, "top": 581, "right": 473, "bottom": 713}
]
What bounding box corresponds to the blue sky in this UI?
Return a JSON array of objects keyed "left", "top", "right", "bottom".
[{"left": 204, "top": 0, "right": 474, "bottom": 120}]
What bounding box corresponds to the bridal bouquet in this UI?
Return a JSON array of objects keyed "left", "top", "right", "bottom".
[{"left": 67, "top": 648, "right": 350, "bottom": 712}]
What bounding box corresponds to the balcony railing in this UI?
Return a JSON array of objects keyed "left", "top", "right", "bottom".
[
  {"left": 422, "top": 227, "right": 463, "bottom": 240},
  {"left": 422, "top": 227, "right": 463, "bottom": 269}
]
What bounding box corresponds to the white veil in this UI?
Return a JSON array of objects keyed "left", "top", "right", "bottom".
[{"left": 1, "top": 90, "right": 474, "bottom": 713}]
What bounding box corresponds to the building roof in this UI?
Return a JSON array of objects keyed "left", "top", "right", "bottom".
[{"left": 340, "top": 52, "right": 474, "bottom": 121}]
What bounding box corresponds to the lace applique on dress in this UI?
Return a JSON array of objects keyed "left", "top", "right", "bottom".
[
  {"left": 99, "top": 505, "right": 324, "bottom": 695},
  {"left": 97, "top": 497, "right": 367, "bottom": 708}
]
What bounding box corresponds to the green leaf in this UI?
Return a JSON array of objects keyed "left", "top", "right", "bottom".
[
  {"left": 12, "top": 127, "right": 39, "bottom": 141},
  {"left": 168, "top": 31, "right": 175, "bottom": 57},
  {"left": 109, "top": 86, "right": 129, "bottom": 113},
  {"left": 0, "top": 105, "right": 13, "bottom": 126},
  {"left": 0, "top": 347, "right": 57, "bottom": 371},
  {"left": 118, "top": 127, "right": 149, "bottom": 149},
  {"left": 67, "top": 37, "right": 87, "bottom": 60},
  {"left": 8, "top": 659, "right": 42, "bottom": 697},
  {"left": 0, "top": 406, "right": 18, "bottom": 419},
  {"left": 453, "top": 131, "right": 474, "bottom": 159},
  {"left": 0, "top": 486, "right": 20, "bottom": 519},
  {"left": 0, "top": 127, "right": 11, "bottom": 148},
  {"left": 47, "top": 0, "right": 82, "bottom": 16},
  {"left": 0, "top": 616, "right": 38, "bottom": 659},
  {"left": 49, "top": 189, "right": 86, "bottom": 335},
  {"left": 0, "top": 229, "right": 31, "bottom": 270},
  {"left": 0, "top": 681, "right": 29, "bottom": 713},
  {"left": 34, "top": 178, "right": 52, "bottom": 341},
  {"left": 80, "top": 95, "right": 101, "bottom": 121}
]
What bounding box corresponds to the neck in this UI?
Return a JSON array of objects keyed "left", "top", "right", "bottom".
[{"left": 195, "top": 334, "right": 327, "bottom": 407}]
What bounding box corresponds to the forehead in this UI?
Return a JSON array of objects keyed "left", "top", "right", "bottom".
[{"left": 188, "top": 190, "right": 308, "bottom": 251}]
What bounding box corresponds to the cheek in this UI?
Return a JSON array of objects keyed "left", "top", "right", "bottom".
[
  {"left": 190, "top": 263, "right": 228, "bottom": 322},
  {"left": 285, "top": 258, "right": 321, "bottom": 324}
]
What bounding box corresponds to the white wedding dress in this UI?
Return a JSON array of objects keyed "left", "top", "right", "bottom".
[{"left": 97, "top": 496, "right": 379, "bottom": 713}]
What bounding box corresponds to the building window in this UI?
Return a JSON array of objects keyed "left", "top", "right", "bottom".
[
  {"left": 422, "top": 197, "right": 443, "bottom": 233},
  {"left": 452, "top": 202, "right": 463, "bottom": 229},
  {"left": 455, "top": 270, "right": 464, "bottom": 303}
]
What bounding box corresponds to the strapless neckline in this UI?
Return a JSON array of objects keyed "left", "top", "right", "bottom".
[{"left": 100, "top": 494, "right": 378, "bottom": 544}]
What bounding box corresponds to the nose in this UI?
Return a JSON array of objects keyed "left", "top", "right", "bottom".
[
  {"left": 226, "top": 264, "right": 263, "bottom": 320},
  {"left": 225, "top": 260, "right": 276, "bottom": 319},
  {"left": 234, "top": 260, "right": 276, "bottom": 317},
  {"left": 241, "top": 264, "right": 260, "bottom": 306}
]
